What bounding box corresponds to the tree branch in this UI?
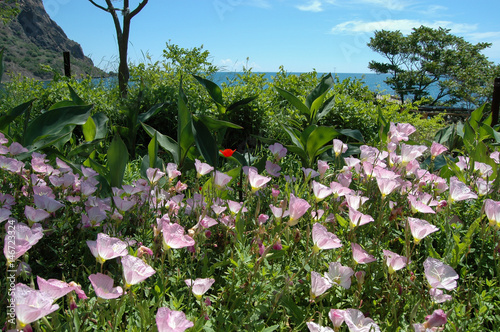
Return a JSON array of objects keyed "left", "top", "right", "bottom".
[
  {"left": 88, "top": 0, "right": 110, "bottom": 12},
  {"left": 129, "top": 0, "right": 148, "bottom": 19}
]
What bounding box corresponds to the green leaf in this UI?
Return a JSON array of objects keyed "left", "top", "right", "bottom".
[
  {"left": 282, "top": 125, "right": 304, "bottom": 150},
  {"left": 261, "top": 325, "right": 279, "bottom": 332},
  {"left": 137, "top": 102, "right": 165, "bottom": 123},
  {"left": 82, "top": 116, "right": 96, "bottom": 142},
  {"left": 226, "top": 95, "right": 258, "bottom": 114},
  {"left": 0, "top": 48, "right": 4, "bottom": 83},
  {"left": 0, "top": 99, "right": 34, "bottom": 132},
  {"left": 148, "top": 131, "right": 158, "bottom": 168},
  {"left": 67, "top": 84, "right": 86, "bottom": 106},
  {"left": 192, "top": 117, "right": 217, "bottom": 166},
  {"left": 275, "top": 86, "right": 310, "bottom": 117},
  {"left": 306, "top": 126, "right": 340, "bottom": 163},
  {"left": 316, "top": 95, "right": 336, "bottom": 122},
  {"left": 193, "top": 75, "right": 224, "bottom": 109},
  {"left": 305, "top": 73, "right": 334, "bottom": 109},
  {"left": 92, "top": 112, "right": 109, "bottom": 140},
  {"left": 178, "top": 81, "right": 195, "bottom": 165},
  {"left": 338, "top": 128, "right": 365, "bottom": 142},
  {"left": 107, "top": 134, "right": 128, "bottom": 188},
  {"left": 141, "top": 122, "right": 180, "bottom": 164},
  {"left": 197, "top": 114, "right": 243, "bottom": 131},
  {"left": 280, "top": 296, "right": 304, "bottom": 326},
  {"left": 24, "top": 105, "right": 92, "bottom": 146}
]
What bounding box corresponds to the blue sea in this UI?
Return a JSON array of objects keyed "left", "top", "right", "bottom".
[{"left": 211, "top": 72, "right": 396, "bottom": 95}]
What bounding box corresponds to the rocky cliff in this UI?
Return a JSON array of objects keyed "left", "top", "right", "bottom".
[{"left": 0, "top": 0, "right": 106, "bottom": 80}]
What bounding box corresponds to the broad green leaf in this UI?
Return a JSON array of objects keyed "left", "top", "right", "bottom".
[
  {"left": 226, "top": 95, "right": 258, "bottom": 114},
  {"left": 282, "top": 125, "right": 304, "bottom": 150},
  {"left": 85, "top": 157, "right": 109, "bottom": 178},
  {"left": 306, "top": 126, "right": 340, "bottom": 163},
  {"left": 107, "top": 134, "right": 128, "bottom": 188},
  {"left": 0, "top": 99, "right": 34, "bottom": 132},
  {"left": 141, "top": 122, "right": 180, "bottom": 164},
  {"left": 261, "top": 325, "right": 279, "bottom": 332},
  {"left": 148, "top": 131, "right": 158, "bottom": 168},
  {"left": 280, "top": 296, "right": 304, "bottom": 326},
  {"left": 82, "top": 116, "right": 96, "bottom": 142},
  {"left": 192, "top": 117, "right": 217, "bottom": 167},
  {"left": 300, "top": 124, "right": 317, "bottom": 148},
  {"left": 24, "top": 105, "right": 92, "bottom": 146},
  {"left": 275, "top": 86, "right": 310, "bottom": 117},
  {"left": 67, "top": 84, "right": 86, "bottom": 106},
  {"left": 92, "top": 112, "right": 109, "bottom": 140},
  {"left": 66, "top": 140, "right": 103, "bottom": 159},
  {"left": 178, "top": 82, "right": 195, "bottom": 164},
  {"left": 316, "top": 95, "right": 336, "bottom": 122},
  {"left": 305, "top": 73, "right": 334, "bottom": 109},
  {"left": 468, "top": 104, "right": 485, "bottom": 131},
  {"left": 192, "top": 75, "right": 224, "bottom": 111},
  {"left": 338, "top": 128, "right": 365, "bottom": 142},
  {"left": 197, "top": 114, "right": 243, "bottom": 131},
  {"left": 137, "top": 102, "right": 165, "bottom": 123}
]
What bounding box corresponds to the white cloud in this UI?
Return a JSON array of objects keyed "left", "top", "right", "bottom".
[
  {"left": 218, "top": 58, "right": 261, "bottom": 71},
  {"left": 330, "top": 19, "right": 478, "bottom": 35},
  {"left": 296, "top": 0, "right": 324, "bottom": 12},
  {"left": 357, "top": 0, "right": 410, "bottom": 11}
]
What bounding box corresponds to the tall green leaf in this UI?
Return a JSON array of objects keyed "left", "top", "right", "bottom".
[
  {"left": 192, "top": 117, "right": 217, "bottom": 166},
  {"left": 107, "top": 134, "right": 128, "bottom": 188},
  {"left": 141, "top": 122, "right": 180, "bottom": 164},
  {"left": 0, "top": 99, "right": 34, "bottom": 132},
  {"left": 192, "top": 75, "right": 224, "bottom": 109},
  {"left": 178, "top": 81, "right": 195, "bottom": 165},
  {"left": 82, "top": 116, "right": 96, "bottom": 142},
  {"left": 274, "top": 86, "right": 310, "bottom": 117},
  {"left": 148, "top": 131, "right": 158, "bottom": 168},
  {"left": 24, "top": 105, "right": 92, "bottom": 146}
]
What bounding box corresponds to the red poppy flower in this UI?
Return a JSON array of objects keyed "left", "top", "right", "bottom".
[{"left": 219, "top": 149, "right": 236, "bottom": 157}]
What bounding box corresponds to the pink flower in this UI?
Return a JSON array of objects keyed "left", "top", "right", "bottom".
[
  {"left": 147, "top": 167, "right": 165, "bottom": 184},
  {"left": 33, "top": 194, "right": 65, "bottom": 213},
  {"left": 324, "top": 262, "right": 354, "bottom": 289},
  {"left": 166, "top": 163, "right": 181, "bottom": 182},
  {"left": 302, "top": 167, "right": 320, "bottom": 179},
  {"left": 484, "top": 199, "right": 500, "bottom": 228},
  {"left": 408, "top": 195, "right": 436, "bottom": 214},
  {"left": 317, "top": 160, "right": 329, "bottom": 178},
  {"left": 113, "top": 196, "right": 136, "bottom": 212},
  {"left": 4, "top": 222, "right": 43, "bottom": 264},
  {"left": 137, "top": 245, "right": 154, "bottom": 258},
  {"left": 312, "top": 223, "right": 342, "bottom": 253},
  {"left": 269, "top": 204, "right": 289, "bottom": 221},
  {"left": 24, "top": 206, "right": 50, "bottom": 224},
  {"left": 14, "top": 283, "right": 59, "bottom": 329},
  {"left": 258, "top": 214, "right": 269, "bottom": 225},
  {"left": 214, "top": 170, "right": 232, "bottom": 190},
  {"left": 376, "top": 177, "right": 400, "bottom": 198},
  {"left": 121, "top": 255, "right": 156, "bottom": 288},
  {"left": 329, "top": 309, "right": 345, "bottom": 329},
  {"left": 348, "top": 207, "right": 374, "bottom": 228},
  {"left": 351, "top": 243, "right": 376, "bottom": 264},
  {"left": 430, "top": 142, "right": 447, "bottom": 159},
  {"left": 413, "top": 309, "right": 447, "bottom": 331},
  {"left": 344, "top": 194, "right": 368, "bottom": 211},
  {"left": 400, "top": 144, "right": 427, "bottom": 166},
  {"left": 409, "top": 217, "right": 439, "bottom": 244},
  {"left": 265, "top": 160, "right": 281, "bottom": 177},
  {"left": 86, "top": 233, "right": 128, "bottom": 265},
  {"left": 310, "top": 271, "right": 332, "bottom": 300},
  {"left": 194, "top": 159, "right": 213, "bottom": 178},
  {"left": 343, "top": 308, "right": 380, "bottom": 332},
  {"left": 448, "top": 177, "right": 477, "bottom": 203},
  {"left": 306, "top": 321, "right": 335, "bottom": 332},
  {"left": 287, "top": 193, "right": 311, "bottom": 226},
  {"left": 382, "top": 249, "right": 407, "bottom": 274},
  {"left": 333, "top": 139, "right": 348, "bottom": 157},
  {"left": 37, "top": 276, "right": 83, "bottom": 301},
  {"left": 429, "top": 288, "right": 452, "bottom": 303},
  {"left": 162, "top": 223, "right": 195, "bottom": 249},
  {"left": 269, "top": 143, "right": 287, "bottom": 161},
  {"left": 88, "top": 273, "right": 123, "bottom": 299},
  {"left": 156, "top": 307, "right": 194, "bottom": 332},
  {"left": 248, "top": 168, "right": 271, "bottom": 193},
  {"left": 8, "top": 142, "right": 28, "bottom": 155},
  {"left": 423, "top": 257, "right": 458, "bottom": 290},
  {"left": 312, "top": 181, "right": 333, "bottom": 202},
  {"left": 388, "top": 122, "right": 416, "bottom": 143},
  {"left": 184, "top": 278, "right": 215, "bottom": 300}
]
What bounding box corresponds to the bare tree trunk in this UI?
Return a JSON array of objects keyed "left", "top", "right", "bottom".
[{"left": 88, "top": 0, "right": 148, "bottom": 98}]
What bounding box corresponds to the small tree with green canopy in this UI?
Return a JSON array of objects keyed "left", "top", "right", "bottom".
[
  {"left": 367, "top": 25, "right": 500, "bottom": 107},
  {"left": 88, "top": 0, "right": 148, "bottom": 98}
]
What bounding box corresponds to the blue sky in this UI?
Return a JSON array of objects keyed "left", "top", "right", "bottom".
[{"left": 42, "top": 0, "right": 500, "bottom": 73}]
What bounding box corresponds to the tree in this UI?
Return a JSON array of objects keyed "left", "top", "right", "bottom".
[
  {"left": 367, "top": 26, "right": 500, "bottom": 107},
  {"left": 89, "top": 0, "right": 148, "bottom": 98}
]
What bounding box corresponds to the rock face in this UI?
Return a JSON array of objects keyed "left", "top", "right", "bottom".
[{"left": 1, "top": 0, "right": 106, "bottom": 80}]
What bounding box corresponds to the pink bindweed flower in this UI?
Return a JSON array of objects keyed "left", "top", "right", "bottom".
[
  {"left": 113, "top": 196, "right": 136, "bottom": 212},
  {"left": 376, "top": 177, "right": 400, "bottom": 198},
  {"left": 166, "top": 163, "right": 181, "bottom": 182},
  {"left": 270, "top": 204, "right": 289, "bottom": 221},
  {"left": 317, "top": 160, "right": 329, "bottom": 179},
  {"left": 310, "top": 271, "right": 332, "bottom": 300},
  {"left": 413, "top": 309, "right": 447, "bottom": 331},
  {"left": 258, "top": 214, "right": 269, "bottom": 225},
  {"left": 343, "top": 308, "right": 380, "bottom": 332},
  {"left": 269, "top": 143, "right": 287, "bottom": 161},
  {"left": 88, "top": 273, "right": 123, "bottom": 299},
  {"left": 430, "top": 142, "right": 447, "bottom": 159},
  {"left": 33, "top": 194, "right": 65, "bottom": 213},
  {"left": 448, "top": 177, "right": 478, "bottom": 203},
  {"left": 329, "top": 309, "right": 345, "bottom": 330},
  {"left": 14, "top": 283, "right": 59, "bottom": 330},
  {"left": 429, "top": 287, "right": 452, "bottom": 303},
  {"left": 4, "top": 222, "right": 43, "bottom": 264},
  {"left": 306, "top": 322, "right": 335, "bottom": 332},
  {"left": 333, "top": 139, "right": 348, "bottom": 157},
  {"left": 423, "top": 257, "right": 459, "bottom": 290},
  {"left": 344, "top": 194, "right": 369, "bottom": 211},
  {"left": 330, "top": 181, "right": 353, "bottom": 198},
  {"left": 121, "top": 255, "right": 156, "bottom": 288},
  {"left": 408, "top": 195, "right": 436, "bottom": 214},
  {"left": 287, "top": 193, "right": 311, "bottom": 226},
  {"left": 162, "top": 223, "right": 195, "bottom": 249},
  {"left": 265, "top": 160, "right": 281, "bottom": 177},
  {"left": 351, "top": 243, "right": 376, "bottom": 264},
  {"left": 156, "top": 307, "right": 194, "bottom": 332},
  {"left": 400, "top": 144, "right": 427, "bottom": 167},
  {"left": 483, "top": 199, "right": 500, "bottom": 228},
  {"left": 214, "top": 171, "right": 232, "bottom": 190},
  {"left": 302, "top": 167, "right": 320, "bottom": 179},
  {"left": 24, "top": 206, "right": 50, "bottom": 224},
  {"left": 388, "top": 122, "right": 416, "bottom": 143},
  {"left": 227, "top": 200, "right": 247, "bottom": 215},
  {"left": 194, "top": 159, "right": 214, "bottom": 178},
  {"left": 312, "top": 181, "right": 333, "bottom": 202},
  {"left": 248, "top": 168, "right": 272, "bottom": 193},
  {"left": 312, "top": 223, "right": 342, "bottom": 253},
  {"left": 8, "top": 142, "right": 28, "bottom": 155},
  {"left": 324, "top": 262, "right": 354, "bottom": 289},
  {"left": 86, "top": 233, "right": 128, "bottom": 265},
  {"left": 409, "top": 217, "right": 439, "bottom": 244},
  {"left": 348, "top": 207, "right": 374, "bottom": 228},
  {"left": 147, "top": 167, "right": 165, "bottom": 184},
  {"left": 382, "top": 249, "right": 408, "bottom": 274},
  {"left": 37, "top": 276, "right": 86, "bottom": 301},
  {"left": 137, "top": 245, "right": 154, "bottom": 258},
  {"left": 185, "top": 278, "right": 215, "bottom": 300}
]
